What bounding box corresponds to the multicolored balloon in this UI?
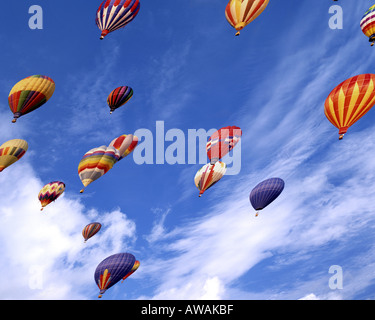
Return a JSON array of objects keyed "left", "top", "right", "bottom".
[
  {"left": 122, "top": 260, "right": 140, "bottom": 283},
  {"left": 107, "top": 86, "right": 133, "bottom": 114},
  {"left": 82, "top": 222, "right": 102, "bottom": 242},
  {"left": 96, "top": 0, "right": 141, "bottom": 40},
  {"left": 324, "top": 74, "right": 375, "bottom": 140},
  {"left": 8, "top": 75, "right": 55, "bottom": 123},
  {"left": 94, "top": 253, "right": 136, "bottom": 298},
  {"left": 0, "top": 139, "right": 28, "bottom": 172},
  {"left": 38, "top": 181, "right": 65, "bottom": 211},
  {"left": 249, "top": 178, "right": 284, "bottom": 217},
  {"left": 78, "top": 145, "right": 120, "bottom": 193},
  {"left": 194, "top": 161, "right": 227, "bottom": 197},
  {"left": 225, "top": 0, "right": 269, "bottom": 36},
  {"left": 109, "top": 134, "right": 138, "bottom": 161},
  {"left": 360, "top": 5, "right": 375, "bottom": 46},
  {"left": 206, "top": 126, "right": 242, "bottom": 164}
]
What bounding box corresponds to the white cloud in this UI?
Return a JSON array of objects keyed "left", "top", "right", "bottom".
[{"left": 0, "top": 160, "right": 137, "bottom": 299}]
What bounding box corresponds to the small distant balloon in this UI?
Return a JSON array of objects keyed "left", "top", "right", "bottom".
[
  {"left": 8, "top": 75, "right": 55, "bottom": 123},
  {"left": 38, "top": 181, "right": 65, "bottom": 211},
  {"left": 360, "top": 5, "right": 375, "bottom": 46},
  {"left": 225, "top": 0, "right": 269, "bottom": 36},
  {"left": 78, "top": 145, "right": 120, "bottom": 193},
  {"left": 0, "top": 139, "right": 28, "bottom": 172},
  {"left": 249, "top": 178, "right": 285, "bottom": 217},
  {"left": 107, "top": 86, "right": 133, "bottom": 114},
  {"left": 194, "top": 161, "right": 227, "bottom": 197},
  {"left": 82, "top": 222, "right": 102, "bottom": 242},
  {"left": 95, "top": 253, "right": 136, "bottom": 298},
  {"left": 96, "top": 0, "right": 140, "bottom": 40}
]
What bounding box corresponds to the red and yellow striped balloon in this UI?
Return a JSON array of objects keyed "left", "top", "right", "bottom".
[
  {"left": 82, "top": 222, "right": 102, "bottom": 242},
  {"left": 8, "top": 75, "right": 55, "bottom": 123},
  {"left": 360, "top": 5, "right": 375, "bottom": 46},
  {"left": 324, "top": 74, "right": 375, "bottom": 140},
  {"left": 225, "top": 0, "right": 269, "bottom": 36},
  {"left": 0, "top": 139, "right": 28, "bottom": 172}
]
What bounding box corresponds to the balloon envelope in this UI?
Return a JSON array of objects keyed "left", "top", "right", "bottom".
[
  {"left": 94, "top": 253, "right": 136, "bottom": 298},
  {"left": 78, "top": 145, "right": 120, "bottom": 193},
  {"left": 324, "top": 74, "right": 375, "bottom": 140},
  {"left": 82, "top": 222, "right": 102, "bottom": 242},
  {"left": 0, "top": 139, "right": 28, "bottom": 172},
  {"left": 107, "top": 86, "right": 133, "bottom": 114},
  {"left": 194, "top": 161, "right": 227, "bottom": 197},
  {"left": 8, "top": 75, "right": 55, "bottom": 123},
  {"left": 96, "top": 0, "right": 140, "bottom": 40},
  {"left": 109, "top": 134, "right": 138, "bottom": 160},
  {"left": 206, "top": 126, "right": 242, "bottom": 164},
  {"left": 360, "top": 5, "right": 375, "bottom": 45},
  {"left": 38, "top": 181, "right": 65, "bottom": 211},
  {"left": 225, "top": 0, "right": 269, "bottom": 36},
  {"left": 249, "top": 178, "right": 284, "bottom": 213}
]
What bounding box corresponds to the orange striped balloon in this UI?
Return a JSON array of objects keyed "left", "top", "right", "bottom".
[
  {"left": 324, "top": 74, "right": 375, "bottom": 140},
  {"left": 225, "top": 0, "right": 269, "bottom": 36}
]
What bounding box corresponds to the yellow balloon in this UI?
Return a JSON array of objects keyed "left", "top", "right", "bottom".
[{"left": 0, "top": 139, "right": 28, "bottom": 172}]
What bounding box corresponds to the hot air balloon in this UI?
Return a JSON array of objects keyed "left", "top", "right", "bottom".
[
  {"left": 78, "top": 145, "right": 120, "bottom": 193},
  {"left": 38, "top": 181, "right": 65, "bottom": 211},
  {"left": 96, "top": 0, "right": 140, "bottom": 40},
  {"left": 107, "top": 86, "right": 133, "bottom": 114},
  {"left": 95, "top": 253, "right": 136, "bottom": 298},
  {"left": 8, "top": 75, "right": 55, "bottom": 123},
  {"left": 194, "top": 161, "right": 227, "bottom": 197},
  {"left": 324, "top": 74, "right": 375, "bottom": 140},
  {"left": 109, "top": 134, "right": 138, "bottom": 160},
  {"left": 82, "top": 222, "right": 102, "bottom": 242},
  {"left": 122, "top": 260, "right": 140, "bottom": 283},
  {"left": 360, "top": 5, "right": 375, "bottom": 46},
  {"left": 225, "top": 0, "right": 269, "bottom": 36},
  {"left": 0, "top": 139, "right": 28, "bottom": 172},
  {"left": 249, "top": 178, "right": 284, "bottom": 217},
  {"left": 206, "top": 126, "right": 242, "bottom": 165}
]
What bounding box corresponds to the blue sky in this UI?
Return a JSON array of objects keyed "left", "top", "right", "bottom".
[{"left": 1, "top": 0, "right": 375, "bottom": 300}]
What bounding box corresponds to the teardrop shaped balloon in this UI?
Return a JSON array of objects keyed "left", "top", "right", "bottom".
[
  {"left": 82, "top": 222, "right": 102, "bottom": 242},
  {"left": 206, "top": 126, "right": 242, "bottom": 165},
  {"left": 107, "top": 86, "right": 133, "bottom": 114},
  {"left": 360, "top": 5, "right": 375, "bottom": 46},
  {"left": 225, "top": 0, "right": 269, "bottom": 36},
  {"left": 249, "top": 178, "right": 284, "bottom": 217},
  {"left": 122, "top": 260, "right": 140, "bottom": 283},
  {"left": 38, "top": 181, "right": 65, "bottom": 211},
  {"left": 78, "top": 145, "right": 120, "bottom": 193},
  {"left": 324, "top": 74, "right": 375, "bottom": 140},
  {"left": 96, "top": 0, "right": 141, "bottom": 40},
  {"left": 94, "top": 253, "right": 136, "bottom": 298},
  {"left": 194, "top": 161, "right": 227, "bottom": 197},
  {"left": 8, "top": 75, "right": 55, "bottom": 123},
  {"left": 0, "top": 139, "right": 28, "bottom": 172},
  {"left": 109, "top": 134, "right": 138, "bottom": 161}
]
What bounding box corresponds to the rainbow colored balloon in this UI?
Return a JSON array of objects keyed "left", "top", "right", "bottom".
[
  {"left": 8, "top": 75, "right": 55, "bottom": 123},
  {"left": 82, "top": 222, "right": 102, "bottom": 243},
  {"left": 78, "top": 145, "right": 120, "bottom": 193},
  {"left": 107, "top": 86, "right": 133, "bottom": 114},
  {"left": 361, "top": 5, "right": 375, "bottom": 46}
]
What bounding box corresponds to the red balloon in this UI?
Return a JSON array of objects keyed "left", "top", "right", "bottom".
[{"left": 206, "top": 126, "right": 242, "bottom": 164}]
